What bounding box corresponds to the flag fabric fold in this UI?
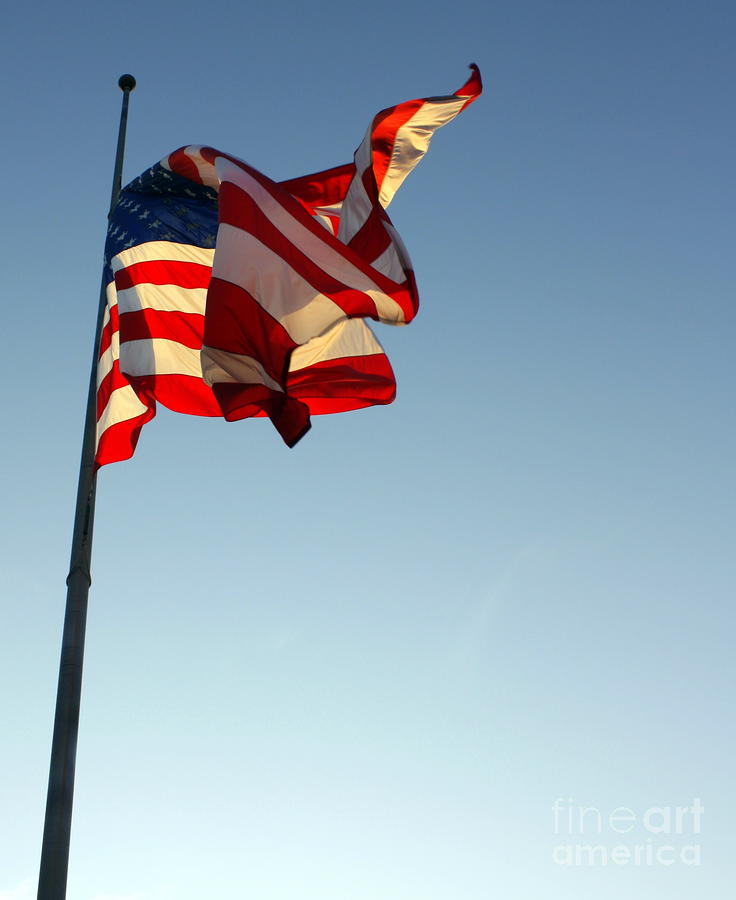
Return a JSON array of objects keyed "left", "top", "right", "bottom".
[{"left": 96, "top": 65, "right": 482, "bottom": 466}]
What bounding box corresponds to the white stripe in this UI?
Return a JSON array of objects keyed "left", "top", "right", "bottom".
[
  {"left": 115, "top": 283, "right": 207, "bottom": 316},
  {"left": 105, "top": 280, "right": 117, "bottom": 311},
  {"left": 379, "top": 96, "right": 468, "bottom": 207},
  {"left": 213, "top": 224, "right": 346, "bottom": 342},
  {"left": 338, "top": 126, "right": 373, "bottom": 244},
  {"left": 354, "top": 125, "right": 373, "bottom": 173},
  {"left": 96, "top": 385, "right": 149, "bottom": 443},
  {"left": 111, "top": 241, "right": 214, "bottom": 273},
  {"left": 337, "top": 166, "right": 373, "bottom": 245},
  {"left": 380, "top": 222, "right": 413, "bottom": 276},
  {"left": 119, "top": 339, "right": 204, "bottom": 379},
  {"left": 201, "top": 346, "right": 284, "bottom": 393},
  {"left": 97, "top": 282, "right": 120, "bottom": 388},
  {"left": 313, "top": 213, "right": 336, "bottom": 234},
  {"left": 162, "top": 146, "right": 221, "bottom": 190},
  {"left": 371, "top": 241, "right": 404, "bottom": 282},
  {"left": 182, "top": 146, "right": 221, "bottom": 189},
  {"left": 97, "top": 282, "right": 118, "bottom": 378},
  {"left": 313, "top": 202, "right": 343, "bottom": 218},
  {"left": 97, "top": 286, "right": 121, "bottom": 388},
  {"left": 289, "top": 318, "right": 385, "bottom": 371},
  {"left": 97, "top": 329, "right": 120, "bottom": 387},
  {"left": 215, "top": 160, "right": 407, "bottom": 324}
]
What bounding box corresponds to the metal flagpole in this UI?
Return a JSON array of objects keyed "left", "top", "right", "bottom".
[{"left": 37, "top": 74, "right": 136, "bottom": 900}]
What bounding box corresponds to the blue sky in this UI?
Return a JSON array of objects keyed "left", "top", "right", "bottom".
[{"left": 1, "top": 1, "right": 734, "bottom": 898}]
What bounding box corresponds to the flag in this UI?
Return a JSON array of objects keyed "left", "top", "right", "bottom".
[{"left": 96, "top": 65, "right": 482, "bottom": 466}]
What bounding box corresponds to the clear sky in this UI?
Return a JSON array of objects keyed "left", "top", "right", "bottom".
[{"left": 1, "top": 1, "right": 734, "bottom": 898}]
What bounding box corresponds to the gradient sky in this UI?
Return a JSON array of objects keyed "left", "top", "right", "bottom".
[{"left": 1, "top": 1, "right": 734, "bottom": 898}]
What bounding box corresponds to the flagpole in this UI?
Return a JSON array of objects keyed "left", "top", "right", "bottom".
[{"left": 37, "top": 74, "right": 136, "bottom": 900}]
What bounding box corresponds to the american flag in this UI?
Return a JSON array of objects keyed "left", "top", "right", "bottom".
[{"left": 96, "top": 65, "right": 482, "bottom": 466}]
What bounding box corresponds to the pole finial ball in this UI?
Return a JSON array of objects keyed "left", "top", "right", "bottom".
[{"left": 118, "top": 74, "right": 136, "bottom": 91}]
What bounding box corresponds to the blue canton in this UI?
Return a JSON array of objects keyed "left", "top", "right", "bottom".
[{"left": 104, "top": 162, "right": 219, "bottom": 283}]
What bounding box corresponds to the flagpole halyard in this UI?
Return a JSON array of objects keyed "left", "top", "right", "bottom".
[{"left": 36, "top": 74, "right": 136, "bottom": 900}]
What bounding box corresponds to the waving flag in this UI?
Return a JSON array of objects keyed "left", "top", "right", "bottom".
[{"left": 96, "top": 65, "right": 482, "bottom": 466}]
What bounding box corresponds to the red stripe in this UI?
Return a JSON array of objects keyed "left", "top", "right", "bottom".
[
  {"left": 212, "top": 382, "right": 311, "bottom": 448},
  {"left": 370, "top": 99, "right": 424, "bottom": 196},
  {"left": 166, "top": 148, "right": 205, "bottom": 184},
  {"left": 279, "top": 163, "right": 355, "bottom": 208},
  {"left": 455, "top": 63, "right": 483, "bottom": 101},
  {"left": 98, "top": 358, "right": 217, "bottom": 425},
  {"left": 118, "top": 308, "right": 205, "bottom": 350},
  {"left": 287, "top": 353, "right": 396, "bottom": 414},
  {"left": 95, "top": 370, "right": 220, "bottom": 467},
  {"left": 347, "top": 193, "right": 393, "bottom": 262},
  {"left": 344, "top": 165, "right": 393, "bottom": 261},
  {"left": 97, "top": 360, "right": 131, "bottom": 419},
  {"left": 115, "top": 260, "right": 212, "bottom": 290},
  {"left": 95, "top": 406, "right": 155, "bottom": 468},
  {"left": 98, "top": 299, "right": 119, "bottom": 357},
  {"left": 370, "top": 66, "right": 482, "bottom": 196},
  {"left": 219, "top": 182, "right": 380, "bottom": 319},
  {"left": 204, "top": 277, "right": 297, "bottom": 384},
  {"left": 127, "top": 373, "right": 220, "bottom": 416},
  {"left": 212, "top": 151, "right": 417, "bottom": 317},
  {"left": 324, "top": 215, "right": 340, "bottom": 236},
  {"left": 219, "top": 180, "right": 416, "bottom": 323},
  {"left": 217, "top": 152, "right": 367, "bottom": 256}
]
